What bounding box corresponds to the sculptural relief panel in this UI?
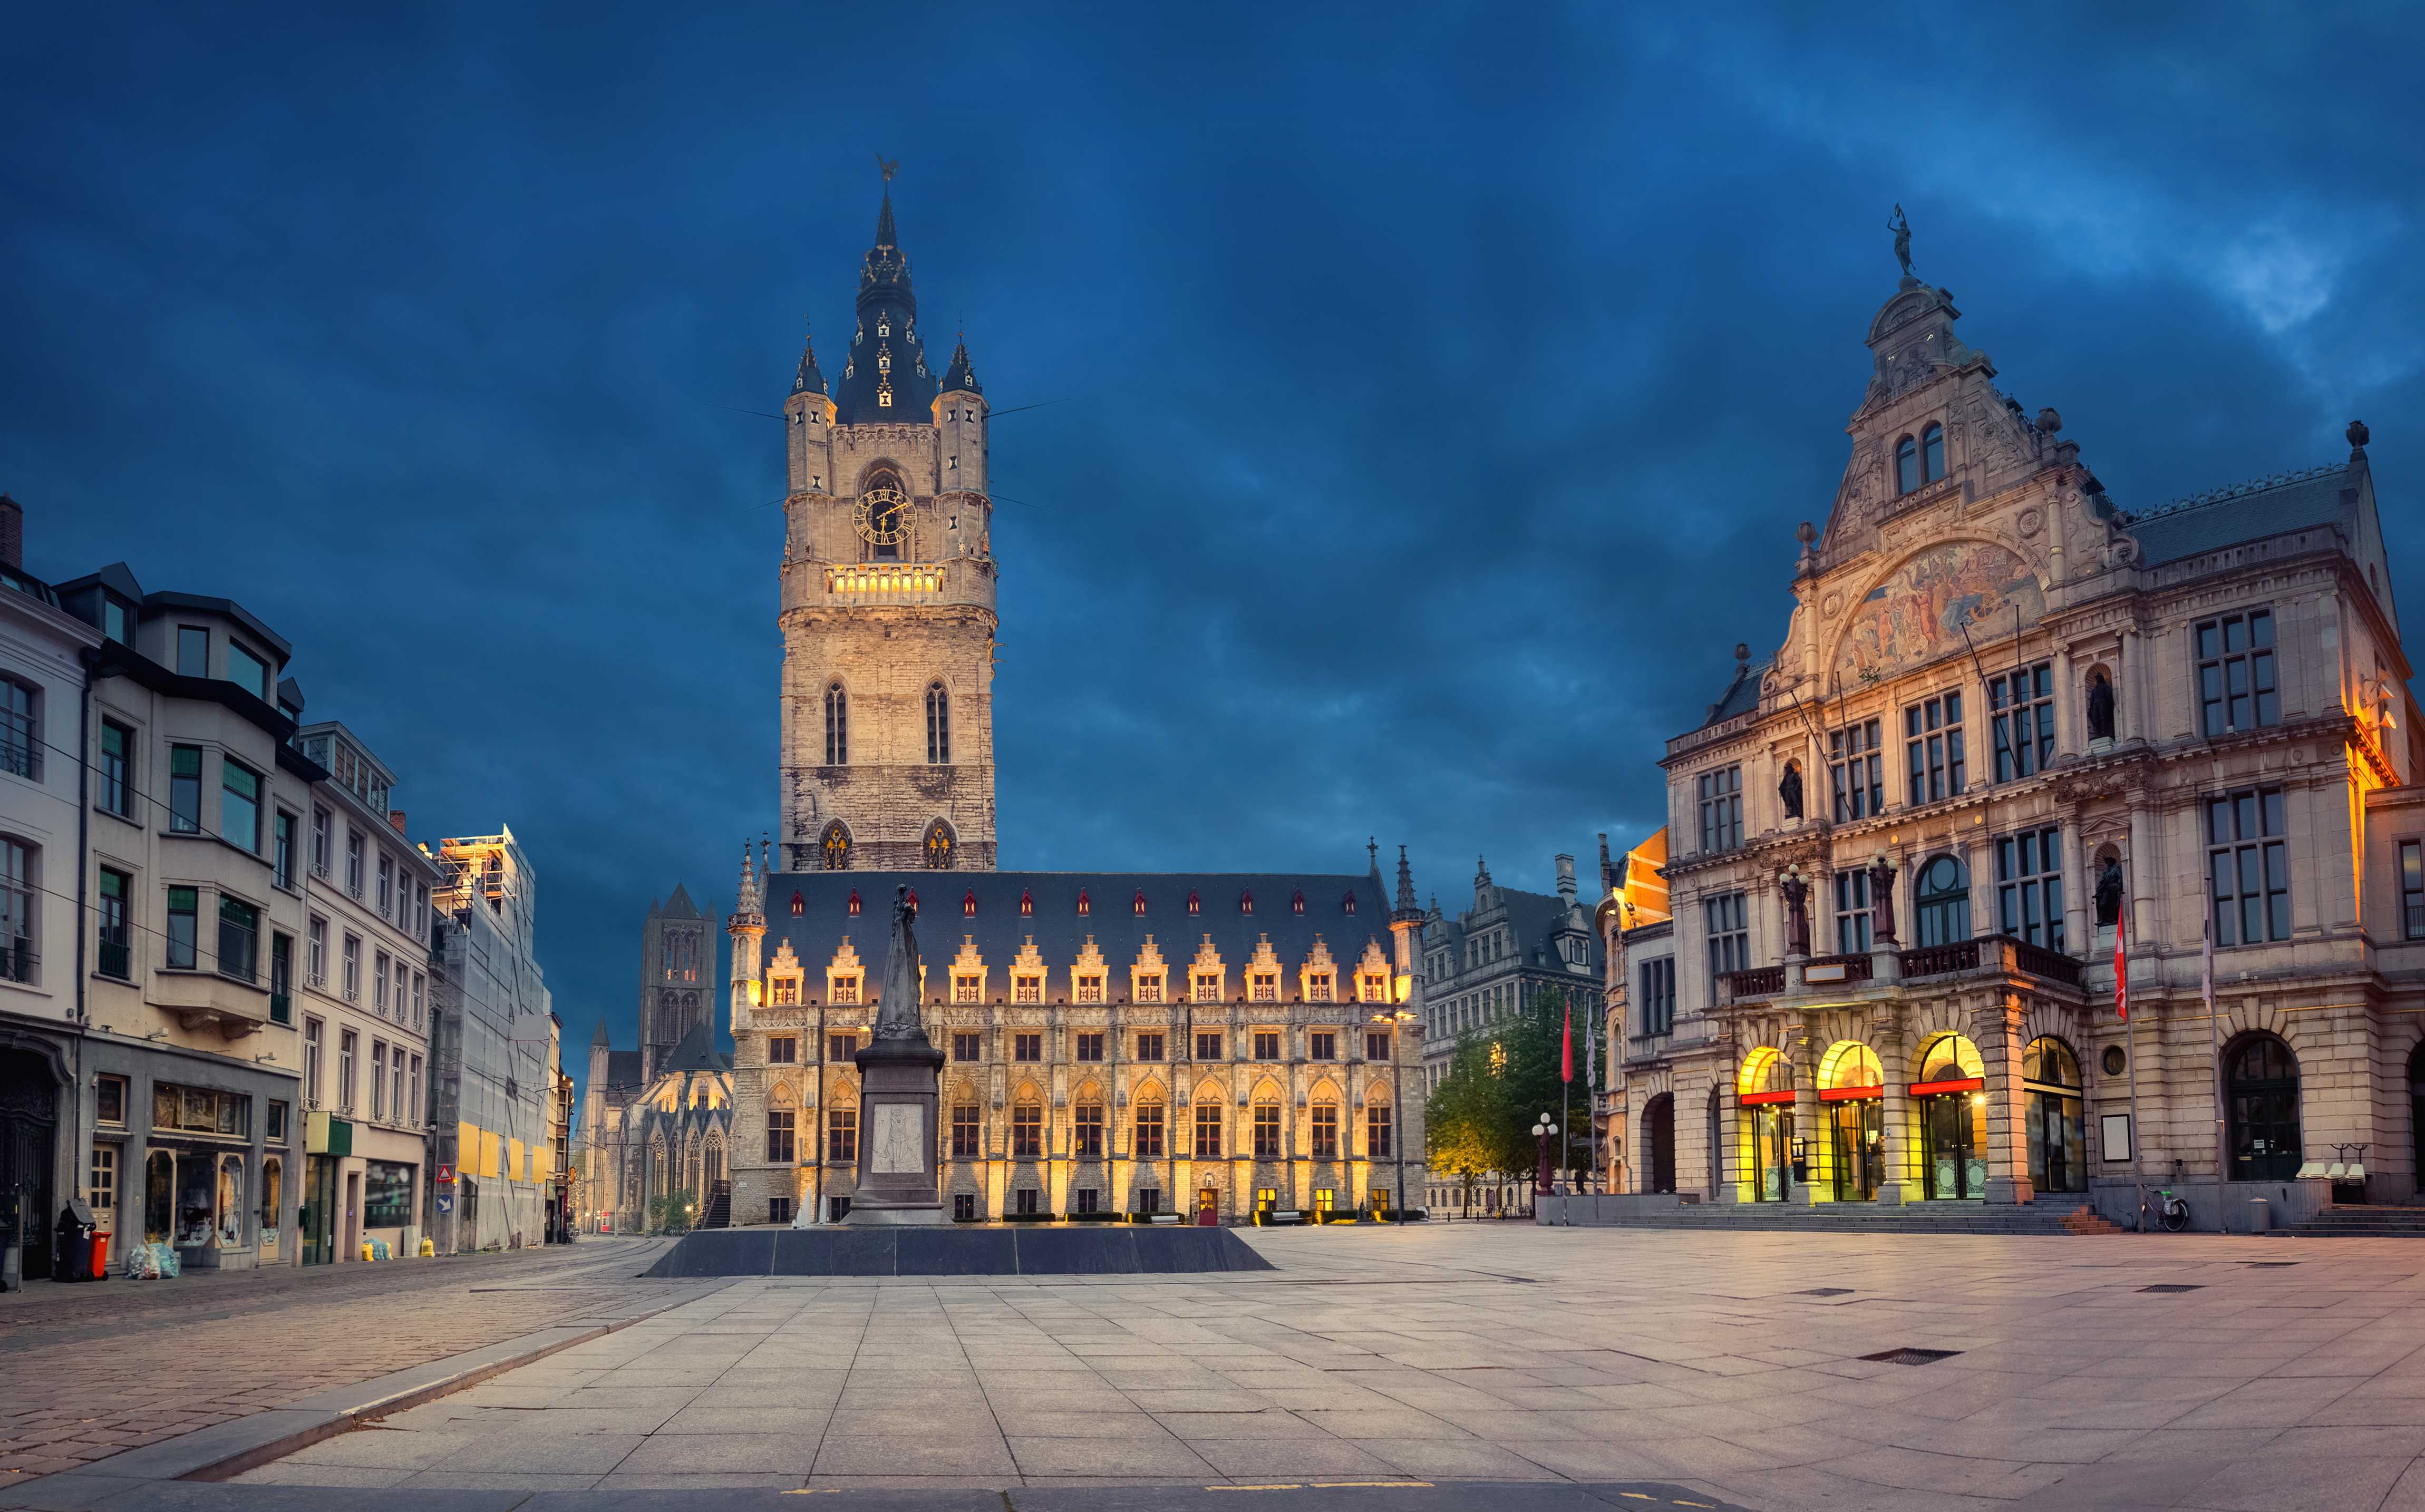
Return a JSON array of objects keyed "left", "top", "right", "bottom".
[{"left": 1834, "top": 541, "right": 2046, "bottom": 683}]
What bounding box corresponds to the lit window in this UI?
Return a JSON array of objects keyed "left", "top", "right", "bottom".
[
  {"left": 1015, "top": 975, "right": 1041, "bottom": 1004},
  {"left": 1192, "top": 972, "right": 1221, "bottom": 1003}
]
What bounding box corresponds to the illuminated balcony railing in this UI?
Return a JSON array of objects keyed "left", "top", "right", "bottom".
[{"left": 826, "top": 565, "right": 946, "bottom": 596}]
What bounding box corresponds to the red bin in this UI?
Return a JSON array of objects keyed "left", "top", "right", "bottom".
[{"left": 88, "top": 1232, "right": 111, "bottom": 1281}]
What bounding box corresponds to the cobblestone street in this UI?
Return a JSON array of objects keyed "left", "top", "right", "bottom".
[{"left": 0, "top": 1237, "right": 667, "bottom": 1486}]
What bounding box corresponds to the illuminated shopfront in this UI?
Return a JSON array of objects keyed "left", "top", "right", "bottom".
[
  {"left": 1738, "top": 1048, "right": 1796, "bottom": 1202},
  {"left": 1819, "top": 1043, "right": 1885, "bottom": 1202},
  {"left": 2023, "top": 1037, "right": 2086, "bottom": 1194},
  {"left": 1914, "top": 1035, "right": 1988, "bottom": 1201}
]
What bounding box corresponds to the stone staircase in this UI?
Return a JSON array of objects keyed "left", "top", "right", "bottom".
[
  {"left": 2294, "top": 1205, "right": 2425, "bottom": 1237},
  {"left": 1559, "top": 1201, "right": 2113, "bottom": 1235},
  {"left": 700, "top": 1181, "right": 732, "bottom": 1230}
]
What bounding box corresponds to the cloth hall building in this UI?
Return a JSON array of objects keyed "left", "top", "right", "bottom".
[
  {"left": 1598, "top": 261, "right": 2419, "bottom": 1227},
  {"left": 718, "top": 181, "right": 1428, "bottom": 1226}
]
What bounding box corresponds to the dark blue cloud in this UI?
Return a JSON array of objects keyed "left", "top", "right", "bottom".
[{"left": 7, "top": 5, "right": 2418, "bottom": 1093}]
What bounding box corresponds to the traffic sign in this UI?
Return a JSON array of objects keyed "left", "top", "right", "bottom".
[{"left": 435, "top": 1194, "right": 454, "bottom": 1214}]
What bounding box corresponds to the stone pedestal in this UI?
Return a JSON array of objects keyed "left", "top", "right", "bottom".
[{"left": 849, "top": 1035, "right": 948, "bottom": 1225}]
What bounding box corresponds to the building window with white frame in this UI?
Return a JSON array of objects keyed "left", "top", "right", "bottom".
[
  {"left": 1638, "top": 956, "right": 1675, "bottom": 1037},
  {"left": 1830, "top": 718, "right": 1883, "bottom": 820},
  {"left": 1995, "top": 826, "right": 2065, "bottom": 950},
  {"left": 304, "top": 1018, "right": 323, "bottom": 1106},
  {"left": 344, "top": 827, "right": 363, "bottom": 896},
  {"left": 1988, "top": 662, "right": 2055, "bottom": 781},
  {"left": 0, "top": 679, "right": 37, "bottom": 780},
  {"left": 374, "top": 949, "right": 390, "bottom": 1014},
  {"left": 1904, "top": 691, "right": 1965, "bottom": 804},
  {"left": 1833, "top": 867, "right": 1873, "bottom": 954},
  {"left": 1703, "top": 891, "right": 1749, "bottom": 977},
  {"left": 0, "top": 840, "right": 34, "bottom": 984},
  {"left": 2208, "top": 787, "right": 2290, "bottom": 945},
  {"left": 311, "top": 806, "right": 331, "bottom": 875},
  {"left": 1696, "top": 765, "right": 1743, "bottom": 852},
  {"left": 376, "top": 853, "right": 393, "bottom": 916},
  {"left": 2195, "top": 608, "right": 2279, "bottom": 737},
  {"left": 306, "top": 916, "right": 326, "bottom": 986},
  {"left": 342, "top": 932, "right": 361, "bottom": 1001}
]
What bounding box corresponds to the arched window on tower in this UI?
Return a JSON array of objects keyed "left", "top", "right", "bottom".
[
  {"left": 924, "top": 820, "right": 956, "bottom": 871},
  {"left": 824, "top": 683, "right": 848, "bottom": 766},
  {"left": 1896, "top": 435, "right": 1920, "bottom": 494},
  {"left": 1922, "top": 423, "right": 1946, "bottom": 484},
  {"left": 820, "top": 822, "right": 852, "bottom": 872},
  {"left": 926, "top": 683, "right": 950, "bottom": 765}
]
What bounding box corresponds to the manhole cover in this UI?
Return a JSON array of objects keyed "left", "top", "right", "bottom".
[
  {"left": 1797, "top": 1287, "right": 1855, "bottom": 1296},
  {"left": 2140, "top": 1284, "right": 2204, "bottom": 1293},
  {"left": 1859, "top": 1348, "right": 1960, "bottom": 1365}
]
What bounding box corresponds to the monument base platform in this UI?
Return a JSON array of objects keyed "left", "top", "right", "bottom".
[
  {"left": 845, "top": 1204, "right": 947, "bottom": 1226},
  {"left": 643, "top": 1224, "right": 1276, "bottom": 1278}
]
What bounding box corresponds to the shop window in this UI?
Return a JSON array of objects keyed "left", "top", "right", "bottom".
[
  {"left": 144, "top": 1150, "right": 173, "bottom": 1244},
  {"left": 363, "top": 1161, "right": 414, "bottom": 1227}
]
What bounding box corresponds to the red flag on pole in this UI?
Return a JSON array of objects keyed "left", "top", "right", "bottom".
[
  {"left": 1561, "top": 998, "right": 1574, "bottom": 1083},
  {"left": 2113, "top": 905, "right": 2129, "bottom": 1021}
]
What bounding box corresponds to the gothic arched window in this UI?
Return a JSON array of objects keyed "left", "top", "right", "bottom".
[
  {"left": 926, "top": 682, "right": 950, "bottom": 764},
  {"left": 1921, "top": 423, "right": 1946, "bottom": 484},
  {"left": 924, "top": 821, "right": 956, "bottom": 871},
  {"left": 820, "top": 822, "right": 852, "bottom": 872},
  {"left": 824, "top": 683, "right": 848, "bottom": 766},
  {"left": 1895, "top": 435, "right": 1919, "bottom": 494}
]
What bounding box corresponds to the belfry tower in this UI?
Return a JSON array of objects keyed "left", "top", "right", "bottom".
[{"left": 778, "top": 172, "right": 998, "bottom": 873}]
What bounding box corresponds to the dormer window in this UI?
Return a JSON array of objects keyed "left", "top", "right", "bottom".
[
  {"left": 847, "top": 889, "right": 861, "bottom": 916},
  {"left": 1342, "top": 892, "right": 1357, "bottom": 914},
  {"left": 790, "top": 891, "right": 804, "bottom": 916},
  {"left": 877, "top": 319, "right": 889, "bottom": 337},
  {"left": 1015, "top": 974, "right": 1042, "bottom": 1004},
  {"left": 1187, "top": 891, "right": 1200, "bottom": 916},
  {"left": 1239, "top": 890, "right": 1253, "bottom": 915},
  {"left": 963, "top": 890, "right": 977, "bottom": 917},
  {"left": 1292, "top": 890, "right": 1305, "bottom": 915},
  {"left": 1020, "top": 890, "right": 1034, "bottom": 918},
  {"left": 1133, "top": 890, "right": 1147, "bottom": 915},
  {"left": 1077, "top": 889, "right": 1091, "bottom": 916}
]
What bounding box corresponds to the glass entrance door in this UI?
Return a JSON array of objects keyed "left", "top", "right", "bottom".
[
  {"left": 1747, "top": 1106, "right": 1793, "bottom": 1202},
  {"left": 302, "top": 1155, "right": 335, "bottom": 1265},
  {"left": 1921, "top": 1094, "right": 1987, "bottom": 1199},
  {"left": 1830, "top": 1099, "right": 1884, "bottom": 1201}
]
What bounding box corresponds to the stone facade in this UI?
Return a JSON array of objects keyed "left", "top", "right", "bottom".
[
  {"left": 725, "top": 857, "right": 1426, "bottom": 1226},
  {"left": 778, "top": 186, "right": 996, "bottom": 874},
  {"left": 637, "top": 886, "right": 713, "bottom": 1081},
  {"left": 1599, "top": 268, "right": 2419, "bottom": 1228}
]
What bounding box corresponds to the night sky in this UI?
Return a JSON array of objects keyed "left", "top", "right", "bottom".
[{"left": 8, "top": 7, "right": 2419, "bottom": 1092}]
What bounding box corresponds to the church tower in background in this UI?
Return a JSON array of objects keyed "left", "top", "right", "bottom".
[{"left": 778, "top": 170, "right": 998, "bottom": 873}]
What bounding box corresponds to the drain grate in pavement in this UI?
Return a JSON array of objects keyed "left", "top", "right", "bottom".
[
  {"left": 2140, "top": 1284, "right": 2204, "bottom": 1293},
  {"left": 1796, "top": 1287, "right": 1855, "bottom": 1296},
  {"left": 1859, "top": 1348, "right": 1961, "bottom": 1365}
]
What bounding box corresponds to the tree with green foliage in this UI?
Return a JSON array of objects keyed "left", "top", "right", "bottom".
[
  {"left": 1423, "top": 987, "right": 1594, "bottom": 1212},
  {"left": 649, "top": 1191, "right": 697, "bottom": 1235}
]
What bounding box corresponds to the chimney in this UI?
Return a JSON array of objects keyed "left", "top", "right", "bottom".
[
  {"left": 0, "top": 495, "right": 21, "bottom": 572},
  {"left": 388, "top": 810, "right": 408, "bottom": 834},
  {"left": 1555, "top": 854, "right": 1578, "bottom": 908}
]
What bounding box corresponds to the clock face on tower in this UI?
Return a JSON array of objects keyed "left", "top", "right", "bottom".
[{"left": 853, "top": 483, "right": 909, "bottom": 549}]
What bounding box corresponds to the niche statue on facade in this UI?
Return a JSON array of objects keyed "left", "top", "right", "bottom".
[
  {"left": 1778, "top": 761, "right": 1804, "bottom": 821},
  {"left": 2094, "top": 857, "right": 2125, "bottom": 928},
  {"left": 2087, "top": 670, "right": 2116, "bottom": 745}
]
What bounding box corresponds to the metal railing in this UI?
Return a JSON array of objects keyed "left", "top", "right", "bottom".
[
  {"left": 98, "top": 939, "right": 132, "bottom": 980},
  {"left": 1719, "top": 965, "right": 1786, "bottom": 1000},
  {"left": 0, "top": 939, "right": 34, "bottom": 985}
]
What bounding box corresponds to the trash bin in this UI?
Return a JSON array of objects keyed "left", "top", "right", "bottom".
[
  {"left": 90, "top": 1231, "right": 112, "bottom": 1280},
  {"left": 54, "top": 1199, "right": 99, "bottom": 1283},
  {"left": 2247, "top": 1197, "right": 2270, "bottom": 1233}
]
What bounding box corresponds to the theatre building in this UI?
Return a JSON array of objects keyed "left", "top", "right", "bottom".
[{"left": 1599, "top": 262, "right": 2421, "bottom": 1226}]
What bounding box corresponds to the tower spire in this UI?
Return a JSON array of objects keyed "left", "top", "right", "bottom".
[{"left": 791, "top": 322, "right": 826, "bottom": 397}]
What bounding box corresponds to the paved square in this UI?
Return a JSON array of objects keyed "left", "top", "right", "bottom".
[{"left": 236, "top": 1223, "right": 2425, "bottom": 1510}]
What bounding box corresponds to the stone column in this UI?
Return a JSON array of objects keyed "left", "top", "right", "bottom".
[
  {"left": 1788, "top": 1020, "right": 1820, "bottom": 1204},
  {"left": 1981, "top": 991, "right": 2035, "bottom": 1205},
  {"left": 1877, "top": 1014, "right": 1918, "bottom": 1204}
]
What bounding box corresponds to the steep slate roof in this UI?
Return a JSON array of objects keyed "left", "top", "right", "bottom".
[
  {"left": 2120, "top": 460, "right": 2355, "bottom": 568},
  {"left": 604, "top": 1049, "right": 644, "bottom": 1088},
  {"left": 1700, "top": 657, "right": 1771, "bottom": 728},
  {"left": 940, "top": 336, "right": 981, "bottom": 396},
  {"left": 662, "top": 1022, "right": 732, "bottom": 1075},
  {"left": 662, "top": 884, "right": 702, "bottom": 920},
  {"left": 764, "top": 870, "right": 1397, "bottom": 1001},
  {"left": 791, "top": 329, "right": 827, "bottom": 397}
]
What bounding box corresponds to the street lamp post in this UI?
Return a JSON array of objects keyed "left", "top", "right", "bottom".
[{"left": 1532, "top": 1114, "right": 1557, "bottom": 1210}]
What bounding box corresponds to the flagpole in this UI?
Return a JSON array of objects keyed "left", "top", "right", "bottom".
[
  {"left": 1559, "top": 996, "right": 1574, "bottom": 1222},
  {"left": 2122, "top": 903, "right": 2146, "bottom": 1230},
  {"left": 2206, "top": 918, "right": 2225, "bottom": 1234}
]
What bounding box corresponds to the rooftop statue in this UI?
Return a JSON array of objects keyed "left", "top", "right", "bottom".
[{"left": 1889, "top": 204, "right": 1914, "bottom": 281}]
